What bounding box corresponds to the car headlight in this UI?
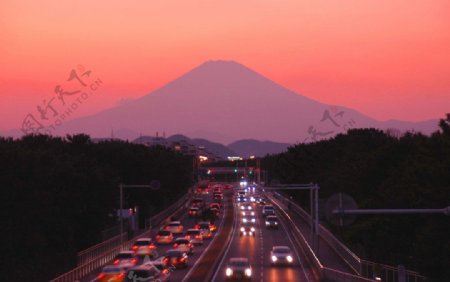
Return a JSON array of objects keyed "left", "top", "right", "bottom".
[
  {"left": 251, "top": 212, "right": 255, "bottom": 216},
  {"left": 245, "top": 268, "right": 252, "bottom": 277},
  {"left": 271, "top": 255, "right": 277, "bottom": 262},
  {"left": 249, "top": 232, "right": 253, "bottom": 235},
  {"left": 243, "top": 231, "right": 247, "bottom": 235},
  {"left": 226, "top": 268, "right": 233, "bottom": 276},
  {"left": 243, "top": 218, "right": 247, "bottom": 223},
  {"left": 240, "top": 227, "right": 245, "bottom": 232},
  {"left": 251, "top": 218, "right": 255, "bottom": 223},
  {"left": 265, "top": 221, "right": 269, "bottom": 225},
  {"left": 250, "top": 227, "right": 255, "bottom": 232},
  {"left": 275, "top": 222, "right": 278, "bottom": 225},
  {"left": 247, "top": 206, "right": 251, "bottom": 210},
  {"left": 287, "top": 255, "right": 293, "bottom": 262}
]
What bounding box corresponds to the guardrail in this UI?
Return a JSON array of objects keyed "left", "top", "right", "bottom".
[
  {"left": 269, "top": 193, "right": 375, "bottom": 282},
  {"left": 360, "top": 260, "right": 426, "bottom": 282},
  {"left": 50, "top": 193, "right": 190, "bottom": 282},
  {"left": 77, "top": 232, "right": 127, "bottom": 266},
  {"left": 273, "top": 191, "right": 427, "bottom": 282}
]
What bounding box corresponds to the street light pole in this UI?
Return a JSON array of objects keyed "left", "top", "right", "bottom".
[
  {"left": 265, "top": 184, "right": 320, "bottom": 254},
  {"left": 119, "top": 184, "right": 124, "bottom": 246},
  {"left": 119, "top": 183, "right": 159, "bottom": 246}
]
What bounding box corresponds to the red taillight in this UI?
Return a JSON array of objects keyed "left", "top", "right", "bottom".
[
  {"left": 195, "top": 224, "right": 200, "bottom": 229},
  {"left": 132, "top": 245, "right": 138, "bottom": 250},
  {"left": 156, "top": 235, "right": 160, "bottom": 239},
  {"left": 173, "top": 243, "right": 178, "bottom": 248},
  {"left": 189, "top": 211, "right": 192, "bottom": 214},
  {"left": 162, "top": 269, "right": 169, "bottom": 274},
  {"left": 97, "top": 273, "right": 105, "bottom": 279},
  {"left": 149, "top": 244, "right": 155, "bottom": 249},
  {"left": 196, "top": 235, "right": 201, "bottom": 239},
  {"left": 131, "top": 258, "right": 137, "bottom": 264},
  {"left": 165, "top": 226, "right": 170, "bottom": 230},
  {"left": 163, "top": 257, "right": 169, "bottom": 265},
  {"left": 180, "top": 257, "right": 187, "bottom": 262},
  {"left": 113, "top": 259, "right": 120, "bottom": 264},
  {"left": 188, "top": 243, "right": 192, "bottom": 247},
  {"left": 117, "top": 273, "right": 125, "bottom": 278}
]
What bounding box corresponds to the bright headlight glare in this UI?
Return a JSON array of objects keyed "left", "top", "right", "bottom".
[
  {"left": 287, "top": 255, "right": 293, "bottom": 262},
  {"left": 245, "top": 268, "right": 252, "bottom": 277},
  {"left": 265, "top": 221, "right": 269, "bottom": 225},
  {"left": 271, "top": 255, "right": 277, "bottom": 262},
  {"left": 243, "top": 218, "right": 247, "bottom": 223},
  {"left": 226, "top": 268, "right": 233, "bottom": 276},
  {"left": 251, "top": 218, "right": 255, "bottom": 223},
  {"left": 251, "top": 227, "right": 255, "bottom": 232}
]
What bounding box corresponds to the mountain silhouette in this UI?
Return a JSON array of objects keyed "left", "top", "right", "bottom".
[{"left": 53, "top": 60, "right": 439, "bottom": 143}]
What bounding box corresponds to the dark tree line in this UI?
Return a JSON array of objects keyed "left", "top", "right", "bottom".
[
  {"left": 263, "top": 115, "right": 450, "bottom": 281},
  {"left": 0, "top": 134, "right": 193, "bottom": 281}
]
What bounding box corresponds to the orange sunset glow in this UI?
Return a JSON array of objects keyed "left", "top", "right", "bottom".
[{"left": 1, "top": 0, "right": 450, "bottom": 131}]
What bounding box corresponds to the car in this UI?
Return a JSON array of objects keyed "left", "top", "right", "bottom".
[
  {"left": 163, "top": 250, "right": 189, "bottom": 269},
  {"left": 125, "top": 264, "right": 171, "bottom": 282},
  {"left": 191, "top": 198, "right": 205, "bottom": 208},
  {"left": 242, "top": 217, "right": 256, "bottom": 224},
  {"left": 94, "top": 265, "right": 125, "bottom": 282},
  {"left": 213, "top": 192, "right": 223, "bottom": 199},
  {"left": 173, "top": 238, "right": 194, "bottom": 254},
  {"left": 240, "top": 204, "right": 252, "bottom": 211},
  {"left": 197, "top": 221, "right": 217, "bottom": 232},
  {"left": 185, "top": 228, "right": 203, "bottom": 245},
  {"left": 131, "top": 238, "right": 157, "bottom": 257},
  {"left": 211, "top": 207, "right": 220, "bottom": 216},
  {"left": 237, "top": 195, "right": 246, "bottom": 203},
  {"left": 164, "top": 221, "right": 184, "bottom": 235},
  {"left": 270, "top": 246, "right": 294, "bottom": 265},
  {"left": 262, "top": 205, "right": 275, "bottom": 217},
  {"left": 239, "top": 226, "right": 256, "bottom": 237},
  {"left": 237, "top": 190, "right": 246, "bottom": 197},
  {"left": 241, "top": 210, "right": 255, "bottom": 216},
  {"left": 225, "top": 257, "right": 252, "bottom": 280},
  {"left": 112, "top": 251, "right": 137, "bottom": 269},
  {"left": 196, "top": 222, "right": 213, "bottom": 238},
  {"left": 155, "top": 230, "right": 174, "bottom": 244},
  {"left": 265, "top": 215, "right": 279, "bottom": 229},
  {"left": 188, "top": 207, "right": 201, "bottom": 217}
]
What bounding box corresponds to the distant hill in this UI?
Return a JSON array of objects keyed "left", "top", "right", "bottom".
[
  {"left": 228, "top": 139, "right": 291, "bottom": 158},
  {"left": 166, "top": 134, "right": 237, "bottom": 159}
]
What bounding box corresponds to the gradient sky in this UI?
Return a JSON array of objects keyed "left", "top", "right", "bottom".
[{"left": 1, "top": 0, "right": 450, "bottom": 130}]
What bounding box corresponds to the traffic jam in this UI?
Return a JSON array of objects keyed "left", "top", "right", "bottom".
[
  {"left": 91, "top": 181, "right": 297, "bottom": 282},
  {"left": 92, "top": 181, "right": 231, "bottom": 282}
]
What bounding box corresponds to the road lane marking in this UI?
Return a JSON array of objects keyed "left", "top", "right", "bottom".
[
  {"left": 182, "top": 192, "right": 228, "bottom": 282},
  {"left": 211, "top": 200, "right": 238, "bottom": 281}
]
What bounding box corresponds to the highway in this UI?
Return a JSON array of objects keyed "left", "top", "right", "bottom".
[
  {"left": 76, "top": 183, "right": 361, "bottom": 282},
  {"left": 82, "top": 191, "right": 227, "bottom": 282},
  {"left": 211, "top": 189, "right": 315, "bottom": 282}
]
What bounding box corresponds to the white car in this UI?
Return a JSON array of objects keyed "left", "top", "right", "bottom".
[
  {"left": 173, "top": 238, "right": 194, "bottom": 254},
  {"left": 239, "top": 226, "right": 256, "bottom": 237},
  {"left": 185, "top": 229, "right": 203, "bottom": 245},
  {"left": 225, "top": 257, "right": 252, "bottom": 280},
  {"left": 242, "top": 217, "right": 256, "bottom": 223},
  {"left": 164, "top": 221, "right": 184, "bottom": 235},
  {"left": 270, "top": 246, "right": 294, "bottom": 265}
]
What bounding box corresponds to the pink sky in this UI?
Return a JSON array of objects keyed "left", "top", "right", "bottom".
[{"left": 1, "top": 0, "right": 449, "bottom": 130}]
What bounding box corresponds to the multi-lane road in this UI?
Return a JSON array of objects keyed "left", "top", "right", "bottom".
[
  {"left": 82, "top": 183, "right": 323, "bottom": 281},
  {"left": 212, "top": 188, "right": 315, "bottom": 282}
]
